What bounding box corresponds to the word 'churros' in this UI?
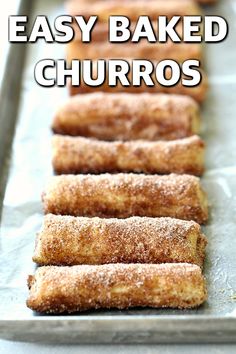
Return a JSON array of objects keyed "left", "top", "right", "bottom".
[
  {"left": 42, "top": 173, "right": 208, "bottom": 223},
  {"left": 52, "top": 135, "right": 205, "bottom": 176},
  {"left": 33, "top": 214, "right": 207, "bottom": 267},
  {"left": 27, "top": 263, "right": 207, "bottom": 313},
  {"left": 52, "top": 93, "right": 200, "bottom": 141}
]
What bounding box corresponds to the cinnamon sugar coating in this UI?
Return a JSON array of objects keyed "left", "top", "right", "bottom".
[
  {"left": 52, "top": 93, "right": 200, "bottom": 141},
  {"left": 42, "top": 173, "right": 208, "bottom": 223},
  {"left": 52, "top": 135, "right": 205, "bottom": 176},
  {"left": 27, "top": 263, "right": 207, "bottom": 313},
  {"left": 33, "top": 214, "right": 207, "bottom": 267}
]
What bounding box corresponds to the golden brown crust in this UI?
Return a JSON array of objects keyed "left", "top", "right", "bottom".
[
  {"left": 42, "top": 173, "right": 208, "bottom": 223},
  {"left": 67, "top": 0, "right": 202, "bottom": 20},
  {"left": 67, "top": 40, "right": 202, "bottom": 62},
  {"left": 68, "top": 65, "right": 208, "bottom": 103},
  {"left": 33, "top": 214, "right": 207, "bottom": 267},
  {"left": 27, "top": 263, "right": 207, "bottom": 313},
  {"left": 52, "top": 93, "right": 200, "bottom": 141},
  {"left": 52, "top": 135, "right": 205, "bottom": 176}
]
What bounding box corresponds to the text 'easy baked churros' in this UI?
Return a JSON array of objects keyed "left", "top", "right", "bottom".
[
  {"left": 52, "top": 135, "right": 205, "bottom": 176},
  {"left": 42, "top": 173, "right": 208, "bottom": 223},
  {"left": 33, "top": 214, "right": 207, "bottom": 267},
  {"left": 52, "top": 93, "right": 200, "bottom": 141},
  {"left": 27, "top": 263, "right": 207, "bottom": 313}
]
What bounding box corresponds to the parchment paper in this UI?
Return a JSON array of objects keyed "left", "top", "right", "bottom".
[{"left": 0, "top": 0, "right": 236, "bottom": 321}]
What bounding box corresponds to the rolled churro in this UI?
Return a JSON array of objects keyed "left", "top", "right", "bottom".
[
  {"left": 67, "top": 40, "right": 202, "bottom": 62},
  {"left": 52, "top": 135, "right": 205, "bottom": 176},
  {"left": 42, "top": 173, "right": 208, "bottom": 223},
  {"left": 73, "top": 20, "right": 187, "bottom": 42},
  {"left": 52, "top": 93, "right": 200, "bottom": 141},
  {"left": 33, "top": 214, "right": 207, "bottom": 267},
  {"left": 68, "top": 64, "right": 208, "bottom": 103},
  {"left": 67, "top": 1, "right": 201, "bottom": 20},
  {"left": 27, "top": 263, "right": 207, "bottom": 313}
]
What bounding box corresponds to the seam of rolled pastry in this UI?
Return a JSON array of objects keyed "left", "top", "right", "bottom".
[
  {"left": 52, "top": 93, "right": 200, "bottom": 141},
  {"left": 52, "top": 135, "right": 205, "bottom": 176},
  {"left": 26, "top": 263, "right": 207, "bottom": 313},
  {"left": 42, "top": 173, "right": 208, "bottom": 223},
  {"left": 33, "top": 214, "right": 207, "bottom": 267},
  {"left": 66, "top": 1, "right": 202, "bottom": 20}
]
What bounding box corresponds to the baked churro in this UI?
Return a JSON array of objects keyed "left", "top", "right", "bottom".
[
  {"left": 52, "top": 93, "right": 200, "bottom": 141},
  {"left": 52, "top": 135, "right": 205, "bottom": 176},
  {"left": 67, "top": 1, "right": 201, "bottom": 20},
  {"left": 33, "top": 214, "right": 207, "bottom": 267},
  {"left": 67, "top": 41, "right": 202, "bottom": 63},
  {"left": 27, "top": 263, "right": 207, "bottom": 313},
  {"left": 68, "top": 65, "right": 208, "bottom": 103},
  {"left": 42, "top": 173, "right": 208, "bottom": 223}
]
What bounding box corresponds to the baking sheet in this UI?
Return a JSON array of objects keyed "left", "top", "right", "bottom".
[{"left": 0, "top": 0, "right": 236, "bottom": 343}]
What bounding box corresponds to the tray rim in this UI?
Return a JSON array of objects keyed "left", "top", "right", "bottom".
[
  {"left": 1, "top": 314, "right": 236, "bottom": 321},
  {"left": 0, "top": 316, "right": 236, "bottom": 343}
]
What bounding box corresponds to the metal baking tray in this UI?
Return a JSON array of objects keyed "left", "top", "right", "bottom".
[{"left": 0, "top": 0, "right": 236, "bottom": 344}]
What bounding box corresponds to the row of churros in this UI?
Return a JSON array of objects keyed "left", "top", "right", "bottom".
[
  {"left": 27, "top": 0, "right": 214, "bottom": 314},
  {"left": 67, "top": 0, "right": 209, "bottom": 101}
]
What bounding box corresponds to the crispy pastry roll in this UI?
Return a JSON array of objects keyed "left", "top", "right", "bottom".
[
  {"left": 67, "top": 41, "right": 202, "bottom": 63},
  {"left": 67, "top": 0, "right": 201, "bottom": 20},
  {"left": 52, "top": 93, "right": 200, "bottom": 141},
  {"left": 33, "top": 214, "right": 207, "bottom": 267},
  {"left": 68, "top": 64, "right": 208, "bottom": 103},
  {"left": 52, "top": 135, "right": 205, "bottom": 176},
  {"left": 42, "top": 173, "right": 208, "bottom": 223},
  {"left": 27, "top": 263, "right": 207, "bottom": 313}
]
